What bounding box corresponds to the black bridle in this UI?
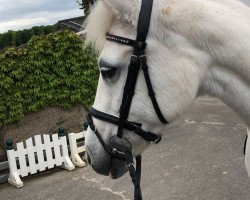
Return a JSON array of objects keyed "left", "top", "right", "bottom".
[{"left": 86, "top": 0, "right": 168, "bottom": 199}]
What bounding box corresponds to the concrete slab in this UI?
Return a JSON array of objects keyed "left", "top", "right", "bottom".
[{"left": 0, "top": 96, "right": 250, "bottom": 200}]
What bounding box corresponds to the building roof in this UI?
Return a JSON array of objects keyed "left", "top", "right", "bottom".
[{"left": 56, "top": 16, "right": 86, "bottom": 32}]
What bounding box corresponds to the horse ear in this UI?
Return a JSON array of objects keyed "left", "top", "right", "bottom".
[{"left": 102, "top": 0, "right": 140, "bottom": 23}]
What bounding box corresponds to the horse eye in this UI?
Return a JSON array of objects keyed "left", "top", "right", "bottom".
[{"left": 100, "top": 68, "right": 117, "bottom": 79}]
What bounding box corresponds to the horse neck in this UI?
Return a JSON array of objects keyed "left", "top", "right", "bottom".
[
  {"left": 194, "top": 1, "right": 250, "bottom": 128},
  {"left": 200, "top": 64, "right": 250, "bottom": 127}
]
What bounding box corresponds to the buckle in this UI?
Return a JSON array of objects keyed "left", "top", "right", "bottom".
[
  {"left": 127, "top": 162, "right": 135, "bottom": 170},
  {"left": 130, "top": 55, "right": 138, "bottom": 62},
  {"left": 83, "top": 122, "right": 89, "bottom": 131},
  {"left": 153, "top": 134, "right": 162, "bottom": 144},
  {"left": 88, "top": 123, "right": 96, "bottom": 132},
  {"left": 137, "top": 41, "right": 146, "bottom": 49},
  {"left": 139, "top": 55, "right": 147, "bottom": 69},
  {"left": 129, "top": 55, "right": 140, "bottom": 69}
]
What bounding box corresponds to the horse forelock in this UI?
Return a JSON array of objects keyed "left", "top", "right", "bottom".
[{"left": 84, "top": 1, "right": 115, "bottom": 52}]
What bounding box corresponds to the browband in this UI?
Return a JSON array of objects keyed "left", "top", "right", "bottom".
[{"left": 106, "top": 33, "right": 147, "bottom": 50}]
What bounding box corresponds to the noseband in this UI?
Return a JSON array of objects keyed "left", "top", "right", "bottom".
[{"left": 86, "top": 0, "right": 168, "bottom": 199}]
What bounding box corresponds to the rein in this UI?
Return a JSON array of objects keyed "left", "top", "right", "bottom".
[{"left": 86, "top": 0, "right": 168, "bottom": 199}]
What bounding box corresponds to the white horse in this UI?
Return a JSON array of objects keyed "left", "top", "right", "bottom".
[{"left": 84, "top": 0, "right": 250, "bottom": 180}]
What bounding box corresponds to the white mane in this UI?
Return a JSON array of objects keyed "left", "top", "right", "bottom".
[
  {"left": 85, "top": 0, "right": 250, "bottom": 51},
  {"left": 84, "top": 1, "right": 115, "bottom": 52}
]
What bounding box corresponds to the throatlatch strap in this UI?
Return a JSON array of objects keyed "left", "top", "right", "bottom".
[{"left": 140, "top": 56, "right": 168, "bottom": 124}]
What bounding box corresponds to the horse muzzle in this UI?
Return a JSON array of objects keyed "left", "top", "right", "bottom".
[
  {"left": 85, "top": 128, "right": 131, "bottom": 178},
  {"left": 86, "top": 148, "right": 128, "bottom": 179}
]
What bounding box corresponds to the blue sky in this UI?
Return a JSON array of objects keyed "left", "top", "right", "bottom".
[{"left": 0, "top": 0, "right": 249, "bottom": 33}]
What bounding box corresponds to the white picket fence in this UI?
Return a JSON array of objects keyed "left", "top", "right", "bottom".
[
  {"left": 7, "top": 133, "right": 75, "bottom": 188},
  {"left": 68, "top": 131, "right": 86, "bottom": 167}
]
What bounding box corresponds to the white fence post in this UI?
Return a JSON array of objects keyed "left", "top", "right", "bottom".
[
  {"left": 6, "top": 129, "right": 75, "bottom": 188},
  {"left": 6, "top": 139, "right": 23, "bottom": 188},
  {"left": 58, "top": 128, "right": 76, "bottom": 170},
  {"left": 68, "top": 131, "right": 86, "bottom": 167}
]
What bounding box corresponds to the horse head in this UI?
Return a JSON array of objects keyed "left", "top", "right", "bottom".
[
  {"left": 84, "top": 0, "right": 250, "bottom": 183},
  {"left": 84, "top": 0, "right": 205, "bottom": 179}
]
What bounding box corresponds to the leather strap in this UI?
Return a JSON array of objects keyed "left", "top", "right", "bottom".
[
  {"left": 106, "top": 33, "right": 146, "bottom": 50},
  {"left": 89, "top": 107, "right": 142, "bottom": 130},
  {"left": 125, "top": 152, "right": 142, "bottom": 200},
  {"left": 244, "top": 134, "right": 248, "bottom": 155},
  {"left": 87, "top": 1, "right": 166, "bottom": 200},
  {"left": 104, "top": 0, "right": 168, "bottom": 131},
  {"left": 117, "top": 0, "right": 159, "bottom": 138},
  {"left": 88, "top": 107, "right": 162, "bottom": 144},
  {"left": 140, "top": 56, "right": 167, "bottom": 124}
]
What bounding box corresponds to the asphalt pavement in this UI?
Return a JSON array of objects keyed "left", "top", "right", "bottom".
[{"left": 0, "top": 96, "right": 250, "bottom": 200}]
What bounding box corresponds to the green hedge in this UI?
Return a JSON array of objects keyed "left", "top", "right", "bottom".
[
  {"left": 0, "top": 25, "right": 55, "bottom": 50},
  {"left": 0, "top": 30, "right": 99, "bottom": 126}
]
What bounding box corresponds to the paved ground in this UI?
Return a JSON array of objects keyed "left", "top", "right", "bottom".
[{"left": 1, "top": 96, "right": 250, "bottom": 200}]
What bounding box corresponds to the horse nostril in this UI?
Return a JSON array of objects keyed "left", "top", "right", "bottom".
[{"left": 87, "top": 153, "right": 91, "bottom": 165}]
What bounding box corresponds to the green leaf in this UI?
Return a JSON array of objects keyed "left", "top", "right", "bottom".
[{"left": 0, "top": 30, "right": 98, "bottom": 125}]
